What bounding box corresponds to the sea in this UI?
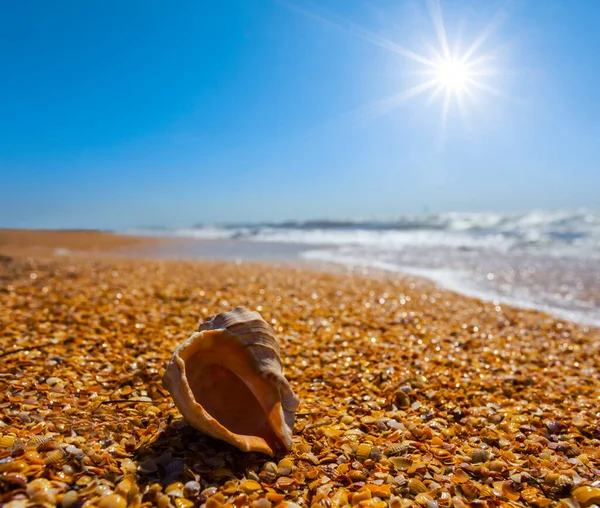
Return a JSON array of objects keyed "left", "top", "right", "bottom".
[{"left": 126, "top": 209, "right": 600, "bottom": 327}]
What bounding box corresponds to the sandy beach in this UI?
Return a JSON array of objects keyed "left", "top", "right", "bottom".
[
  {"left": 0, "top": 230, "right": 164, "bottom": 258},
  {"left": 1, "top": 231, "right": 599, "bottom": 507}
]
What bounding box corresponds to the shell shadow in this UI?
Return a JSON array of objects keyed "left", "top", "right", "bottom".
[{"left": 133, "top": 419, "right": 271, "bottom": 501}]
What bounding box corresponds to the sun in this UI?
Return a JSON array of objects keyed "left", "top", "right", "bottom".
[
  {"left": 433, "top": 57, "right": 470, "bottom": 94},
  {"left": 389, "top": 0, "right": 503, "bottom": 139},
  {"left": 281, "top": 0, "right": 504, "bottom": 137}
]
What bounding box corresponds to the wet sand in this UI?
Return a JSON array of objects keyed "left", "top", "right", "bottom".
[{"left": 1, "top": 232, "right": 599, "bottom": 507}]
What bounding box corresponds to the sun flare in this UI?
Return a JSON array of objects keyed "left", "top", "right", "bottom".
[
  {"left": 282, "top": 0, "right": 505, "bottom": 139},
  {"left": 433, "top": 57, "right": 470, "bottom": 94}
]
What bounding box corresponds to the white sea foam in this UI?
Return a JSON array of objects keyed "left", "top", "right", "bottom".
[
  {"left": 300, "top": 248, "right": 600, "bottom": 327},
  {"left": 127, "top": 209, "right": 600, "bottom": 257}
]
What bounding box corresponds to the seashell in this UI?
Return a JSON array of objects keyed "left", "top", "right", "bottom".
[
  {"left": 450, "top": 469, "right": 469, "bottom": 484},
  {"left": 351, "top": 489, "right": 372, "bottom": 504},
  {"left": 459, "top": 481, "right": 480, "bottom": 500},
  {"left": 60, "top": 490, "right": 79, "bottom": 508},
  {"left": 432, "top": 448, "right": 453, "bottom": 463},
  {"left": 545, "top": 420, "right": 564, "bottom": 435},
  {"left": 137, "top": 458, "right": 157, "bottom": 474},
  {"left": 356, "top": 443, "right": 372, "bottom": 462},
  {"left": 340, "top": 415, "right": 354, "bottom": 425},
  {"left": 385, "top": 443, "right": 404, "bottom": 457},
  {"left": 163, "top": 307, "right": 299, "bottom": 456},
  {"left": 183, "top": 481, "right": 201, "bottom": 498},
  {"left": 334, "top": 463, "right": 349, "bottom": 477},
  {"left": 365, "top": 484, "right": 391, "bottom": 498},
  {"left": 275, "top": 476, "right": 295, "bottom": 491},
  {"left": 266, "top": 492, "right": 286, "bottom": 503},
  {"left": 294, "top": 442, "right": 312, "bottom": 454},
  {"left": 278, "top": 457, "right": 295, "bottom": 475},
  {"left": 520, "top": 487, "right": 542, "bottom": 505},
  {"left": 27, "top": 435, "right": 52, "bottom": 450},
  {"left": 164, "top": 459, "right": 185, "bottom": 484},
  {"left": 239, "top": 479, "right": 262, "bottom": 494},
  {"left": 390, "top": 457, "right": 412, "bottom": 471},
  {"left": 489, "top": 460, "right": 505, "bottom": 472},
  {"left": 23, "top": 449, "right": 44, "bottom": 465},
  {"left": 120, "top": 458, "right": 137, "bottom": 475},
  {"left": 175, "top": 499, "right": 195, "bottom": 508},
  {"left": 471, "top": 448, "right": 490, "bottom": 463},
  {"left": 572, "top": 486, "right": 600, "bottom": 507},
  {"left": 348, "top": 470, "right": 368, "bottom": 482},
  {"left": 395, "top": 391, "right": 411, "bottom": 408},
  {"left": 98, "top": 494, "right": 127, "bottom": 508},
  {"left": 1, "top": 473, "right": 28, "bottom": 488},
  {"left": 472, "top": 466, "right": 489, "bottom": 479},
  {"left": 166, "top": 482, "right": 185, "bottom": 495},
  {"left": 556, "top": 475, "right": 574, "bottom": 489},
  {"left": 0, "top": 459, "right": 29, "bottom": 474},
  {"left": 115, "top": 476, "right": 136, "bottom": 499},
  {"left": 415, "top": 493, "right": 434, "bottom": 506},
  {"left": 408, "top": 478, "right": 428, "bottom": 495},
  {"left": 430, "top": 436, "right": 444, "bottom": 446},
  {"left": 258, "top": 470, "right": 277, "bottom": 484},
  {"left": 44, "top": 447, "right": 67, "bottom": 465},
  {"left": 157, "top": 494, "right": 171, "bottom": 508},
  {"left": 0, "top": 435, "right": 17, "bottom": 449},
  {"left": 27, "top": 478, "right": 57, "bottom": 505}
]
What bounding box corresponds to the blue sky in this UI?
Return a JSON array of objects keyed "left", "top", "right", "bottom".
[{"left": 1, "top": 0, "right": 599, "bottom": 229}]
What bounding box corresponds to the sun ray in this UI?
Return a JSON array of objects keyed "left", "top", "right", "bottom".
[
  {"left": 456, "top": 90, "right": 468, "bottom": 119},
  {"left": 461, "top": 7, "right": 508, "bottom": 63},
  {"left": 463, "top": 53, "right": 496, "bottom": 69},
  {"left": 428, "top": 0, "right": 451, "bottom": 60},
  {"left": 351, "top": 78, "right": 441, "bottom": 123},
  {"left": 466, "top": 79, "right": 504, "bottom": 97},
  {"left": 424, "top": 83, "right": 446, "bottom": 107},
  {"left": 441, "top": 88, "right": 451, "bottom": 131},
  {"left": 278, "top": 0, "right": 438, "bottom": 67}
]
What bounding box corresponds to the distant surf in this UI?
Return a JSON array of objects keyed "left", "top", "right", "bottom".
[{"left": 126, "top": 209, "right": 600, "bottom": 327}]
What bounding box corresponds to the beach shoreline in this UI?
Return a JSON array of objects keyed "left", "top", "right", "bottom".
[
  {"left": 1, "top": 230, "right": 599, "bottom": 506},
  {"left": 127, "top": 232, "right": 600, "bottom": 328},
  {"left": 2, "top": 228, "right": 599, "bottom": 328}
]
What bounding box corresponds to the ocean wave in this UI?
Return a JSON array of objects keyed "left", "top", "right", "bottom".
[
  {"left": 205, "top": 209, "right": 600, "bottom": 233},
  {"left": 126, "top": 209, "right": 600, "bottom": 258}
]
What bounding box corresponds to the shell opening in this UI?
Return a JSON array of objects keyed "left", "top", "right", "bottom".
[
  {"left": 187, "top": 357, "right": 281, "bottom": 445},
  {"left": 180, "top": 340, "right": 288, "bottom": 454}
]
